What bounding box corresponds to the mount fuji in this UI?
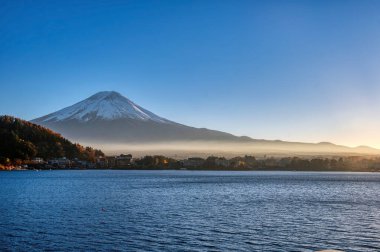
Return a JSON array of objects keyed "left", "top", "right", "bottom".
[
  {"left": 33, "top": 91, "right": 172, "bottom": 124},
  {"left": 31, "top": 91, "right": 379, "bottom": 155},
  {"left": 31, "top": 91, "right": 247, "bottom": 143}
]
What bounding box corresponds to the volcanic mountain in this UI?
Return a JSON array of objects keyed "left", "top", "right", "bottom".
[
  {"left": 32, "top": 91, "right": 379, "bottom": 155},
  {"left": 31, "top": 91, "right": 246, "bottom": 143}
]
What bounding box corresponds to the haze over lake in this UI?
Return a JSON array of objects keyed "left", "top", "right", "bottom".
[{"left": 1, "top": 170, "right": 379, "bottom": 251}]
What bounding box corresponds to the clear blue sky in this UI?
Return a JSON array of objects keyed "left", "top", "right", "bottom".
[{"left": 1, "top": 0, "right": 380, "bottom": 147}]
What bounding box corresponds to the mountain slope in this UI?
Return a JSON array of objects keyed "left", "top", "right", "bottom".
[
  {"left": 0, "top": 115, "right": 103, "bottom": 162},
  {"left": 31, "top": 91, "right": 379, "bottom": 155},
  {"left": 32, "top": 91, "right": 248, "bottom": 143}
]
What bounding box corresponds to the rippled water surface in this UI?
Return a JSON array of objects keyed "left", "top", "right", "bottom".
[{"left": 1, "top": 170, "right": 380, "bottom": 251}]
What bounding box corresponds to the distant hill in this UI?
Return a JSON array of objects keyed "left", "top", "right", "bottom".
[
  {"left": 0, "top": 115, "right": 104, "bottom": 164},
  {"left": 31, "top": 91, "right": 380, "bottom": 156}
]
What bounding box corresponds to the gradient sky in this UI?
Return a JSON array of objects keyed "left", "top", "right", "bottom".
[{"left": 1, "top": 0, "right": 380, "bottom": 147}]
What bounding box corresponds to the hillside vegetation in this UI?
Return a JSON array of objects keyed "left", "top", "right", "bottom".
[{"left": 0, "top": 115, "right": 104, "bottom": 165}]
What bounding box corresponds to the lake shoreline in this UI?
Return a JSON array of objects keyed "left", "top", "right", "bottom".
[{"left": 2, "top": 168, "right": 380, "bottom": 173}]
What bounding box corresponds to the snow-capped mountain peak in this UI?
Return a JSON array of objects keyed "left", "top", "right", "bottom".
[{"left": 34, "top": 91, "right": 171, "bottom": 123}]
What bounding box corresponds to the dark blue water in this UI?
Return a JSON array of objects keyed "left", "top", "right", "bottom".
[{"left": 1, "top": 171, "right": 379, "bottom": 251}]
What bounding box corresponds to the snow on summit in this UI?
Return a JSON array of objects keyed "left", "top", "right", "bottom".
[{"left": 35, "top": 91, "right": 171, "bottom": 123}]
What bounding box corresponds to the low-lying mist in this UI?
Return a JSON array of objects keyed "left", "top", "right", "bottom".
[{"left": 80, "top": 140, "right": 379, "bottom": 158}]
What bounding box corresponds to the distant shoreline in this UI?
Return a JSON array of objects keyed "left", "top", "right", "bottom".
[{"left": 2, "top": 168, "right": 380, "bottom": 173}]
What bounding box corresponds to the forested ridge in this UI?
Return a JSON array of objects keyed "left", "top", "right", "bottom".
[{"left": 0, "top": 115, "right": 103, "bottom": 164}]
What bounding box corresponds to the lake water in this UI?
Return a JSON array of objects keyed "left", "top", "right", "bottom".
[{"left": 0, "top": 170, "right": 379, "bottom": 251}]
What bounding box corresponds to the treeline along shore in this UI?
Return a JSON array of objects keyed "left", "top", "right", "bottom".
[
  {"left": 2, "top": 154, "right": 380, "bottom": 172},
  {"left": 1, "top": 115, "right": 380, "bottom": 172}
]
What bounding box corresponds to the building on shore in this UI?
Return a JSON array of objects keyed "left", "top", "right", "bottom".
[
  {"left": 182, "top": 157, "right": 205, "bottom": 168},
  {"left": 48, "top": 157, "right": 71, "bottom": 168},
  {"left": 96, "top": 156, "right": 108, "bottom": 168},
  {"left": 31, "top": 157, "right": 44, "bottom": 164},
  {"left": 116, "top": 154, "right": 132, "bottom": 168},
  {"left": 215, "top": 158, "right": 230, "bottom": 167}
]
